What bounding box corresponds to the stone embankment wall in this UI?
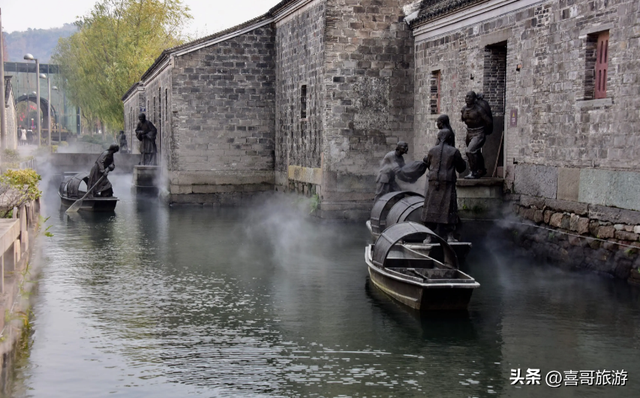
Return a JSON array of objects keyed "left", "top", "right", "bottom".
[
  {"left": 510, "top": 194, "right": 640, "bottom": 284},
  {"left": 0, "top": 200, "right": 40, "bottom": 377}
]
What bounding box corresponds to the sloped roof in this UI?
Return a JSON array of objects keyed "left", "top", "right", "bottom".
[
  {"left": 409, "top": 0, "right": 490, "bottom": 28},
  {"left": 121, "top": 81, "right": 142, "bottom": 102},
  {"left": 135, "top": 0, "right": 304, "bottom": 86}
]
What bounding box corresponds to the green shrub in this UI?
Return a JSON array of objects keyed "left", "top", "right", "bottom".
[{"left": 0, "top": 169, "right": 42, "bottom": 218}]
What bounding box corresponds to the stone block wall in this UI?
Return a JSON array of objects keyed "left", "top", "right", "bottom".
[
  {"left": 511, "top": 194, "right": 640, "bottom": 283},
  {"left": 168, "top": 24, "right": 276, "bottom": 202},
  {"left": 321, "top": 0, "right": 415, "bottom": 218},
  {"left": 411, "top": 0, "right": 640, "bottom": 278},
  {"left": 503, "top": 0, "right": 639, "bottom": 170},
  {"left": 274, "top": 0, "right": 327, "bottom": 196},
  {"left": 413, "top": 0, "right": 640, "bottom": 171}
]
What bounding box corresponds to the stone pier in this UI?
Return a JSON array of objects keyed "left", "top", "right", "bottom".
[
  {"left": 133, "top": 165, "right": 161, "bottom": 196},
  {"left": 457, "top": 178, "right": 504, "bottom": 219}
]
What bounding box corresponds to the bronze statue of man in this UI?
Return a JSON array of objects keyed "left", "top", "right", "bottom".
[
  {"left": 461, "top": 91, "right": 492, "bottom": 179},
  {"left": 87, "top": 144, "right": 119, "bottom": 198},
  {"left": 136, "top": 113, "right": 158, "bottom": 165},
  {"left": 374, "top": 141, "right": 409, "bottom": 202},
  {"left": 422, "top": 116, "right": 467, "bottom": 242}
]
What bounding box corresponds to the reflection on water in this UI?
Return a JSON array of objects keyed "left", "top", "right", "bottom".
[{"left": 9, "top": 174, "right": 640, "bottom": 397}]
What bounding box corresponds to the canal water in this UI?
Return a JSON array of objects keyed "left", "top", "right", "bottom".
[{"left": 8, "top": 174, "right": 640, "bottom": 397}]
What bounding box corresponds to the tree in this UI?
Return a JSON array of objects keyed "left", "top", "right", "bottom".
[{"left": 52, "top": 0, "right": 192, "bottom": 131}]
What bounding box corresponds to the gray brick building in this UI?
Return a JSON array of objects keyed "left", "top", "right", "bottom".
[
  {"left": 124, "top": 0, "right": 640, "bottom": 237},
  {"left": 123, "top": 15, "right": 276, "bottom": 204},
  {"left": 408, "top": 0, "right": 640, "bottom": 279},
  {"left": 123, "top": 0, "right": 415, "bottom": 216}
]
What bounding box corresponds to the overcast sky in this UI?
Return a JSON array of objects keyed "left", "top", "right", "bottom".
[{"left": 1, "top": 0, "right": 282, "bottom": 37}]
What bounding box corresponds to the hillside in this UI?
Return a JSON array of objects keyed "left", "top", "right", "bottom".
[{"left": 4, "top": 24, "right": 77, "bottom": 63}]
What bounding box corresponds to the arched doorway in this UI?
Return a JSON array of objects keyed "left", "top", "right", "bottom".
[{"left": 15, "top": 94, "right": 58, "bottom": 142}]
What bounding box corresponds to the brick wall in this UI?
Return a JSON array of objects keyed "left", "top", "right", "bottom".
[
  {"left": 321, "top": 0, "right": 415, "bottom": 217},
  {"left": 275, "top": 0, "right": 327, "bottom": 194},
  {"left": 412, "top": 0, "right": 640, "bottom": 278},
  {"left": 482, "top": 43, "right": 507, "bottom": 117},
  {"left": 167, "top": 24, "right": 276, "bottom": 203},
  {"left": 415, "top": 0, "right": 640, "bottom": 172}
]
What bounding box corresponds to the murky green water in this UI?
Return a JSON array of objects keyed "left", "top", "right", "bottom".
[{"left": 8, "top": 175, "right": 640, "bottom": 397}]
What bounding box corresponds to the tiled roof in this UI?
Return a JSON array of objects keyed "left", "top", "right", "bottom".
[
  {"left": 135, "top": 0, "right": 303, "bottom": 85},
  {"left": 122, "top": 81, "right": 141, "bottom": 102},
  {"left": 410, "top": 0, "right": 490, "bottom": 28}
]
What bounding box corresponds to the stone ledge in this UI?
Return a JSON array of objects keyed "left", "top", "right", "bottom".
[
  {"left": 168, "top": 170, "right": 275, "bottom": 185},
  {"left": 589, "top": 204, "right": 640, "bottom": 225},
  {"left": 170, "top": 182, "right": 273, "bottom": 194},
  {"left": 288, "top": 165, "right": 322, "bottom": 185},
  {"left": 168, "top": 191, "right": 274, "bottom": 205},
  {"left": 456, "top": 177, "right": 503, "bottom": 187},
  {"left": 547, "top": 198, "right": 589, "bottom": 216},
  {"left": 574, "top": 97, "right": 613, "bottom": 109}
]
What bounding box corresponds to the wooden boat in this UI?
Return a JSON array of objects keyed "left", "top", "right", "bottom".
[
  {"left": 368, "top": 191, "right": 472, "bottom": 263},
  {"left": 365, "top": 222, "right": 479, "bottom": 311},
  {"left": 58, "top": 172, "right": 118, "bottom": 212}
]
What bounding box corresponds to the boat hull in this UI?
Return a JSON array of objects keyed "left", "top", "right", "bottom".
[
  {"left": 59, "top": 194, "right": 118, "bottom": 212},
  {"left": 365, "top": 245, "right": 478, "bottom": 311}
]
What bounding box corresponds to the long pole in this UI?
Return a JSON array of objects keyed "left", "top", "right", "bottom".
[
  {"left": 36, "top": 59, "right": 41, "bottom": 147},
  {"left": 0, "top": 9, "right": 6, "bottom": 150}
]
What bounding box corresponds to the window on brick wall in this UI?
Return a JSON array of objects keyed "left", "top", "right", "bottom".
[
  {"left": 585, "top": 30, "right": 609, "bottom": 99},
  {"left": 429, "top": 70, "right": 441, "bottom": 114},
  {"left": 300, "top": 85, "right": 307, "bottom": 119},
  {"left": 165, "top": 89, "right": 168, "bottom": 121}
]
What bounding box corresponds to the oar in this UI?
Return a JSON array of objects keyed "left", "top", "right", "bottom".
[{"left": 66, "top": 173, "right": 107, "bottom": 213}]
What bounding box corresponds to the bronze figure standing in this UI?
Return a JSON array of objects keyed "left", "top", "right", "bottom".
[
  {"left": 136, "top": 113, "right": 158, "bottom": 165},
  {"left": 422, "top": 115, "right": 467, "bottom": 241},
  {"left": 461, "top": 91, "right": 492, "bottom": 179}
]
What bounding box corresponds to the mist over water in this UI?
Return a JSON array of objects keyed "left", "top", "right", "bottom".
[{"left": 8, "top": 174, "right": 640, "bottom": 397}]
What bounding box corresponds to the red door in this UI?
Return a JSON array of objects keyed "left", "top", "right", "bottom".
[{"left": 595, "top": 31, "right": 609, "bottom": 99}]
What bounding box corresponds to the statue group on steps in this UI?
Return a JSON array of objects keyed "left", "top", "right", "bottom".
[{"left": 374, "top": 91, "right": 493, "bottom": 241}]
